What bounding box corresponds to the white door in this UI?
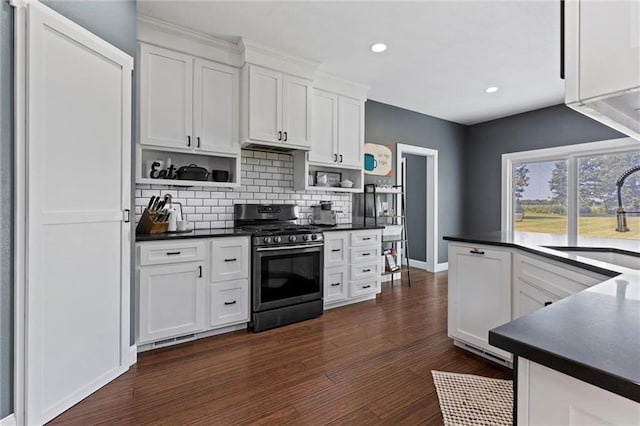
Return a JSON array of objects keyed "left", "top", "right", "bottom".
[
  {"left": 282, "top": 74, "right": 312, "bottom": 147},
  {"left": 248, "top": 65, "right": 282, "bottom": 143},
  {"left": 20, "top": 3, "right": 132, "bottom": 424},
  {"left": 139, "top": 43, "right": 193, "bottom": 149},
  {"left": 194, "top": 58, "right": 239, "bottom": 154},
  {"left": 338, "top": 96, "right": 364, "bottom": 168},
  {"left": 138, "top": 263, "right": 205, "bottom": 343},
  {"left": 309, "top": 89, "right": 338, "bottom": 164}
]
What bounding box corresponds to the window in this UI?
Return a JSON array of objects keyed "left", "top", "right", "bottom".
[{"left": 502, "top": 138, "right": 640, "bottom": 247}]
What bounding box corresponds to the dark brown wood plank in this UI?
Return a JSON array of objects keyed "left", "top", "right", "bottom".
[{"left": 48, "top": 269, "right": 511, "bottom": 425}]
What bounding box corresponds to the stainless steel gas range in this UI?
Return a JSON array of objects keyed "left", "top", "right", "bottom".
[{"left": 234, "top": 204, "right": 324, "bottom": 332}]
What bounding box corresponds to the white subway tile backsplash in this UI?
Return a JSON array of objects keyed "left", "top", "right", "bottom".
[{"left": 135, "top": 151, "right": 354, "bottom": 229}]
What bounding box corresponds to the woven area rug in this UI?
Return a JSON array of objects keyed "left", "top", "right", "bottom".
[{"left": 431, "top": 370, "right": 513, "bottom": 426}]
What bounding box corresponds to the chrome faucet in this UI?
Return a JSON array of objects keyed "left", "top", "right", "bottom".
[{"left": 615, "top": 165, "right": 640, "bottom": 232}]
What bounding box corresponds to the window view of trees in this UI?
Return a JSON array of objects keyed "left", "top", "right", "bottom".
[{"left": 513, "top": 149, "right": 639, "bottom": 241}]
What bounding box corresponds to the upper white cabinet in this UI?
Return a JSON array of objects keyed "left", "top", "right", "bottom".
[
  {"left": 139, "top": 43, "right": 240, "bottom": 154},
  {"left": 309, "top": 89, "right": 364, "bottom": 168},
  {"left": 564, "top": 0, "right": 640, "bottom": 139},
  {"left": 242, "top": 64, "right": 312, "bottom": 150}
]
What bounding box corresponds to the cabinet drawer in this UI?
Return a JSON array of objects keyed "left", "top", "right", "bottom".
[
  {"left": 350, "top": 246, "right": 380, "bottom": 264},
  {"left": 350, "top": 277, "right": 380, "bottom": 298},
  {"left": 324, "top": 232, "right": 348, "bottom": 268},
  {"left": 515, "top": 253, "right": 605, "bottom": 300},
  {"left": 350, "top": 261, "right": 380, "bottom": 281},
  {"left": 324, "top": 266, "right": 348, "bottom": 304},
  {"left": 208, "top": 279, "right": 249, "bottom": 328},
  {"left": 138, "top": 240, "right": 205, "bottom": 266},
  {"left": 210, "top": 237, "right": 249, "bottom": 282},
  {"left": 350, "top": 230, "right": 381, "bottom": 246}
]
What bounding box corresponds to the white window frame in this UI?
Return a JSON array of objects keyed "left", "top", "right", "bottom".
[{"left": 501, "top": 137, "right": 639, "bottom": 245}]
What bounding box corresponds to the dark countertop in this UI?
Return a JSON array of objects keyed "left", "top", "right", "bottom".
[
  {"left": 136, "top": 223, "right": 384, "bottom": 242},
  {"left": 136, "top": 228, "right": 252, "bottom": 242},
  {"left": 444, "top": 232, "right": 640, "bottom": 403}
]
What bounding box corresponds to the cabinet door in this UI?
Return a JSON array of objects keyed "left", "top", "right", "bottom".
[
  {"left": 309, "top": 89, "right": 338, "bottom": 164},
  {"left": 324, "top": 232, "right": 348, "bottom": 268},
  {"left": 248, "top": 65, "right": 282, "bottom": 143},
  {"left": 139, "top": 43, "right": 193, "bottom": 149},
  {"left": 138, "top": 263, "right": 204, "bottom": 344},
  {"left": 210, "top": 237, "right": 249, "bottom": 282},
  {"left": 514, "top": 282, "right": 559, "bottom": 319},
  {"left": 324, "top": 266, "right": 348, "bottom": 304},
  {"left": 337, "top": 96, "right": 364, "bottom": 168},
  {"left": 448, "top": 244, "right": 512, "bottom": 359},
  {"left": 578, "top": 0, "right": 640, "bottom": 100},
  {"left": 282, "top": 75, "right": 312, "bottom": 148},
  {"left": 351, "top": 278, "right": 380, "bottom": 298},
  {"left": 208, "top": 279, "right": 249, "bottom": 328},
  {"left": 194, "top": 59, "right": 239, "bottom": 155}
]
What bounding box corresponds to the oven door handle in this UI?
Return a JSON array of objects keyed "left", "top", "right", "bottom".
[{"left": 256, "top": 243, "right": 324, "bottom": 252}]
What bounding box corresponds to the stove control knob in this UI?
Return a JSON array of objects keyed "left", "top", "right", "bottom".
[
  {"left": 311, "top": 234, "right": 318, "bottom": 240},
  {"left": 302, "top": 235, "right": 310, "bottom": 241},
  {"left": 263, "top": 237, "right": 272, "bottom": 244},
  {"left": 274, "top": 236, "right": 282, "bottom": 243},
  {"left": 289, "top": 235, "right": 297, "bottom": 242}
]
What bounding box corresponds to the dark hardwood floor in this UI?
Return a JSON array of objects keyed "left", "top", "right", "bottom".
[{"left": 49, "top": 269, "right": 511, "bottom": 425}]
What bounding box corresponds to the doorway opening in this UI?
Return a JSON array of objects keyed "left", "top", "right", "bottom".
[{"left": 396, "top": 144, "right": 441, "bottom": 272}]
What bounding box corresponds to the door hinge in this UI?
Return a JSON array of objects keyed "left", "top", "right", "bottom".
[{"left": 123, "top": 209, "right": 131, "bottom": 223}]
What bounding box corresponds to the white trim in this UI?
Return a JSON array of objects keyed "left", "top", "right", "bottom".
[
  {"left": 501, "top": 137, "right": 639, "bottom": 244},
  {"left": 408, "top": 259, "right": 428, "bottom": 270},
  {"left": 0, "top": 414, "right": 16, "bottom": 426},
  {"left": 396, "top": 143, "right": 439, "bottom": 272},
  {"left": 434, "top": 262, "right": 449, "bottom": 272},
  {"left": 128, "top": 345, "right": 137, "bottom": 367}
]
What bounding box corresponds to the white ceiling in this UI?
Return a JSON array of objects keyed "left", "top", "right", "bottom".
[{"left": 137, "top": 0, "right": 565, "bottom": 125}]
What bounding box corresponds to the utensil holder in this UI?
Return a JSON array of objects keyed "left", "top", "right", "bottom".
[{"left": 136, "top": 209, "right": 169, "bottom": 234}]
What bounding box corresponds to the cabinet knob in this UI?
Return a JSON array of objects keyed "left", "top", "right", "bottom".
[
  {"left": 198, "top": 265, "right": 202, "bottom": 278},
  {"left": 224, "top": 300, "right": 237, "bottom": 306},
  {"left": 334, "top": 154, "right": 338, "bottom": 162},
  {"left": 283, "top": 131, "right": 288, "bottom": 141},
  {"left": 470, "top": 249, "right": 485, "bottom": 255},
  {"left": 363, "top": 285, "right": 371, "bottom": 289},
  {"left": 224, "top": 258, "right": 237, "bottom": 262},
  {"left": 331, "top": 283, "right": 340, "bottom": 287},
  {"left": 197, "top": 136, "right": 201, "bottom": 148},
  {"left": 278, "top": 131, "right": 282, "bottom": 141},
  {"left": 331, "top": 248, "right": 341, "bottom": 252},
  {"left": 544, "top": 301, "right": 553, "bottom": 306},
  {"left": 339, "top": 154, "right": 343, "bottom": 163},
  {"left": 187, "top": 135, "right": 191, "bottom": 147}
]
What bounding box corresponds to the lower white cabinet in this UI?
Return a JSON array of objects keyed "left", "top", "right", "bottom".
[
  {"left": 517, "top": 358, "right": 640, "bottom": 425},
  {"left": 513, "top": 252, "right": 607, "bottom": 319},
  {"left": 138, "top": 262, "right": 205, "bottom": 344},
  {"left": 137, "top": 236, "right": 250, "bottom": 350},
  {"left": 324, "top": 229, "right": 382, "bottom": 309},
  {"left": 208, "top": 279, "right": 249, "bottom": 328},
  {"left": 448, "top": 243, "right": 512, "bottom": 361}
]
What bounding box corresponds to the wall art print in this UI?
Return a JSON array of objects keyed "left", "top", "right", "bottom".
[{"left": 364, "top": 142, "right": 393, "bottom": 176}]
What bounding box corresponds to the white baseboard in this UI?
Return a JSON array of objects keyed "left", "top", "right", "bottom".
[
  {"left": 434, "top": 262, "right": 448, "bottom": 272},
  {"left": 128, "top": 344, "right": 137, "bottom": 366},
  {"left": 408, "top": 259, "right": 428, "bottom": 270},
  {"left": 0, "top": 413, "right": 16, "bottom": 426}
]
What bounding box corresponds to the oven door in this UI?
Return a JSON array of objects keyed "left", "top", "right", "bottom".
[{"left": 253, "top": 243, "right": 323, "bottom": 312}]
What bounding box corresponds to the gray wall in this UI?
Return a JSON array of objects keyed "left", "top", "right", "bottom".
[
  {"left": 404, "top": 154, "right": 427, "bottom": 262},
  {"left": 0, "top": 1, "right": 136, "bottom": 418},
  {"left": 365, "top": 100, "right": 467, "bottom": 263},
  {"left": 464, "top": 104, "right": 625, "bottom": 234},
  {"left": 1, "top": 0, "right": 14, "bottom": 418}
]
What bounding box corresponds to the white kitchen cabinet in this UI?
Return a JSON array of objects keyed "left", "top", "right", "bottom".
[
  {"left": 309, "top": 90, "right": 364, "bottom": 168},
  {"left": 324, "top": 231, "right": 348, "bottom": 268},
  {"left": 323, "top": 229, "right": 382, "bottom": 309},
  {"left": 448, "top": 243, "right": 512, "bottom": 361},
  {"left": 324, "top": 266, "right": 348, "bottom": 304},
  {"left": 210, "top": 236, "right": 249, "bottom": 282},
  {"left": 208, "top": 279, "right": 249, "bottom": 328},
  {"left": 139, "top": 43, "right": 240, "bottom": 154},
  {"left": 513, "top": 252, "right": 607, "bottom": 319},
  {"left": 243, "top": 64, "right": 312, "bottom": 149},
  {"left": 139, "top": 43, "right": 193, "bottom": 149},
  {"left": 564, "top": 0, "right": 640, "bottom": 139},
  {"left": 518, "top": 358, "right": 640, "bottom": 425},
  {"left": 138, "top": 262, "right": 205, "bottom": 344}
]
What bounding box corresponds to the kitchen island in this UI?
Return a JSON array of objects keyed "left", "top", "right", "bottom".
[{"left": 444, "top": 232, "right": 639, "bottom": 424}]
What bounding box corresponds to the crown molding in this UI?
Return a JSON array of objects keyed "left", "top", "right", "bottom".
[
  {"left": 313, "top": 71, "right": 370, "bottom": 100},
  {"left": 239, "top": 38, "right": 319, "bottom": 80},
  {"left": 137, "top": 13, "right": 243, "bottom": 67}
]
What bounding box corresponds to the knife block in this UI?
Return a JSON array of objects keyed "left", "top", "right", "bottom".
[{"left": 136, "top": 209, "right": 169, "bottom": 234}]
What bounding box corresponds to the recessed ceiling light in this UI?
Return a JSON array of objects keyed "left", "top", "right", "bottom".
[
  {"left": 370, "top": 43, "right": 387, "bottom": 53},
  {"left": 485, "top": 86, "right": 499, "bottom": 93}
]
